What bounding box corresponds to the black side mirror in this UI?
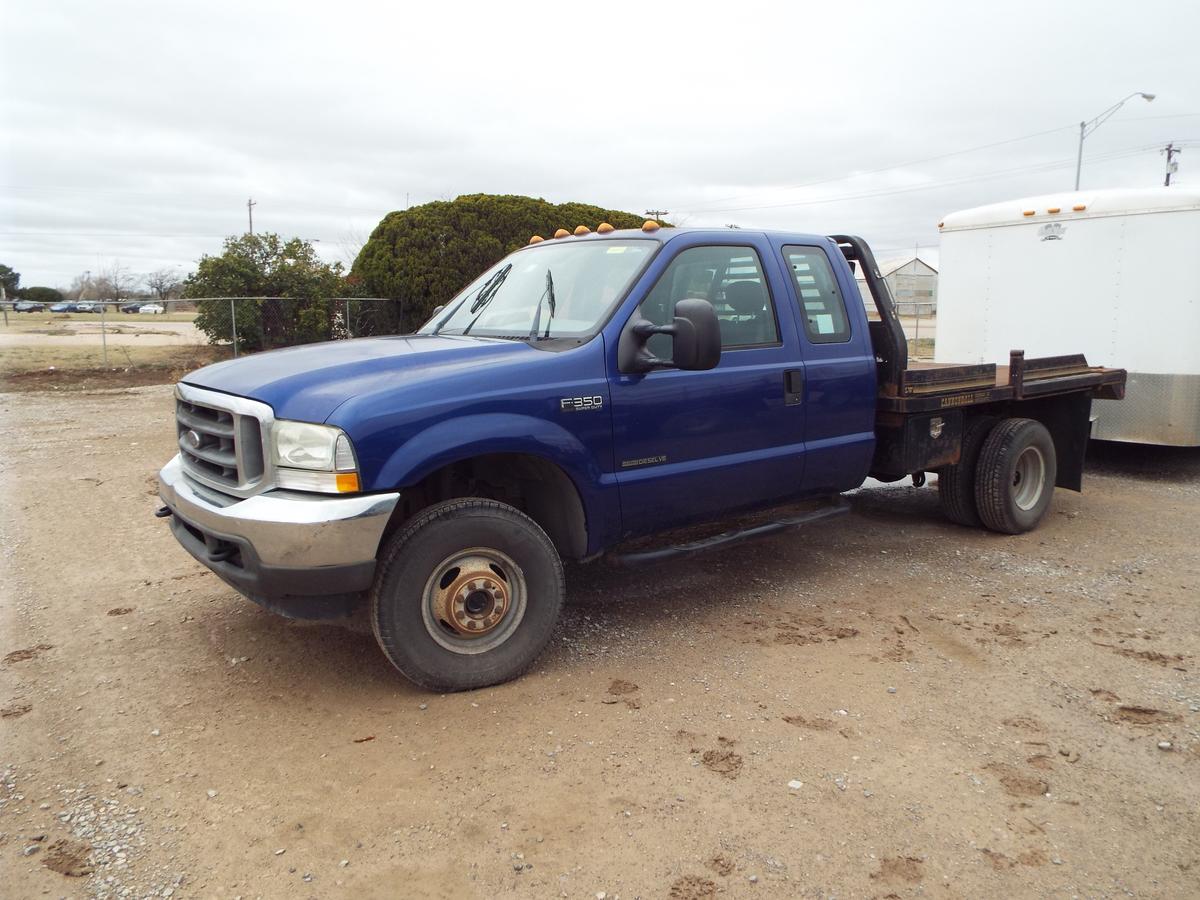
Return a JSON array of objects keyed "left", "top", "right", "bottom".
[{"left": 618, "top": 297, "right": 721, "bottom": 374}]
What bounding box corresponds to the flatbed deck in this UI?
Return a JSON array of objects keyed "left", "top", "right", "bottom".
[{"left": 879, "top": 351, "right": 1126, "bottom": 413}]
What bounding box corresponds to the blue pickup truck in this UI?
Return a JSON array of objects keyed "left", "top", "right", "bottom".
[{"left": 158, "top": 223, "right": 1125, "bottom": 690}]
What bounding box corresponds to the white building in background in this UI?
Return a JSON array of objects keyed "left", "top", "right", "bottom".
[{"left": 855, "top": 254, "right": 938, "bottom": 313}]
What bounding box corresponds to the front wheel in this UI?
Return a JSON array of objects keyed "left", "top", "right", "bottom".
[
  {"left": 974, "top": 418, "right": 1057, "bottom": 534},
  {"left": 370, "top": 498, "right": 564, "bottom": 691}
]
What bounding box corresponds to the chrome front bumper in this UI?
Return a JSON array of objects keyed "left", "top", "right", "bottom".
[{"left": 158, "top": 454, "right": 400, "bottom": 614}]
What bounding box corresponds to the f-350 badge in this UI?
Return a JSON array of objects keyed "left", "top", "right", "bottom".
[{"left": 560, "top": 396, "right": 603, "bottom": 412}]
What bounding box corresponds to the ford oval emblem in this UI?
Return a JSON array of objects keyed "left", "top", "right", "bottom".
[{"left": 185, "top": 429, "right": 202, "bottom": 449}]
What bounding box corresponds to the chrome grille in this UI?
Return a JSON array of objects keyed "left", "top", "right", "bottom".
[{"left": 174, "top": 384, "right": 272, "bottom": 497}]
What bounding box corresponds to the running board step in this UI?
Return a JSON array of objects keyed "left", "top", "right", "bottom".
[{"left": 607, "top": 497, "right": 851, "bottom": 566}]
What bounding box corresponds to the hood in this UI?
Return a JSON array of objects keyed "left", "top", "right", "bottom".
[{"left": 183, "top": 334, "right": 538, "bottom": 422}]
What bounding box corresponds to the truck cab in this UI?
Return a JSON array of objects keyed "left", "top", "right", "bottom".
[{"left": 158, "top": 223, "right": 1124, "bottom": 691}]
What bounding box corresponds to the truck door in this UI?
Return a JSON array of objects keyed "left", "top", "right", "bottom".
[
  {"left": 771, "top": 241, "right": 877, "bottom": 493},
  {"left": 607, "top": 238, "right": 809, "bottom": 536}
]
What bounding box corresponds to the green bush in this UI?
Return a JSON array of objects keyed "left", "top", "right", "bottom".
[
  {"left": 19, "top": 286, "right": 63, "bottom": 305},
  {"left": 183, "top": 234, "right": 344, "bottom": 351},
  {"left": 351, "top": 194, "right": 651, "bottom": 333}
]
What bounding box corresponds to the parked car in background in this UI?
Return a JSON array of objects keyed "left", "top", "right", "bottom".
[
  {"left": 14, "top": 301, "right": 45, "bottom": 312},
  {"left": 75, "top": 301, "right": 106, "bottom": 313},
  {"left": 50, "top": 301, "right": 80, "bottom": 313},
  {"left": 139, "top": 303, "right": 165, "bottom": 314},
  {"left": 120, "top": 302, "right": 144, "bottom": 314}
]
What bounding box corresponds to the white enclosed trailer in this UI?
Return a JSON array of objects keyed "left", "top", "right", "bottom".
[{"left": 935, "top": 188, "right": 1200, "bottom": 445}]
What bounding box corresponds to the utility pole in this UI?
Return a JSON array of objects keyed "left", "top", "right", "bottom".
[
  {"left": 645, "top": 209, "right": 669, "bottom": 222},
  {"left": 1163, "top": 143, "right": 1182, "bottom": 186},
  {"left": 247, "top": 197, "right": 257, "bottom": 234}
]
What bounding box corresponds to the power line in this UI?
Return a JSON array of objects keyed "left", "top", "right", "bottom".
[
  {"left": 680, "top": 123, "right": 1079, "bottom": 210},
  {"left": 674, "top": 144, "right": 1161, "bottom": 216},
  {"left": 678, "top": 117, "right": 1200, "bottom": 213}
]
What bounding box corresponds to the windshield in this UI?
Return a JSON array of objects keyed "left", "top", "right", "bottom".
[{"left": 420, "top": 239, "right": 656, "bottom": 339}]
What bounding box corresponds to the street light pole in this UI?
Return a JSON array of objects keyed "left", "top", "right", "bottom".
[{"left": 1074, "top": 92, "right": 1156, "bottom": 190}]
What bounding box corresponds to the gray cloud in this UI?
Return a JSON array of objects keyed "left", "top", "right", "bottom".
[{"left": 3, "top": 0, "right": 1198, "bottom": 287}]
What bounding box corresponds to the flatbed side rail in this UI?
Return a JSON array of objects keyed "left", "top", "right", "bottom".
[{"left": 877, "top": 352, "right": 1126, "bottom": 414}]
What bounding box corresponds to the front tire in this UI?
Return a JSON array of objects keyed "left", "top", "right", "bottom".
[
  {"left": 974, "top": 418, "right": 1057, "bottom": 534},
  {"left": 370, "top": 498, "right": 564, "bottom": 691}
]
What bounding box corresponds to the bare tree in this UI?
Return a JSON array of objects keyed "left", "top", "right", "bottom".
[
  {"left": 95, "top": 262, "right": 134, "bottom": 301},
  {"left": 67, "top": 271, "right": 95, "bottom": 301},
  {"left": 144, "top": 268, "right": 182, "bottom": 304},
  {"left": 336, "top": 227, "right": 369, "bottom": 268}
]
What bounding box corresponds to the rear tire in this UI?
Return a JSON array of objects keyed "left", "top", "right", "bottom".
[
  {"left": 974, "top": 418, "right": 1057, "bottom": 534},
  {"left": 370, "top": 498, "right": 564, "bottom": 691},
  {"left": 937, "top": 415, "right": 997, "bottom": 527}
]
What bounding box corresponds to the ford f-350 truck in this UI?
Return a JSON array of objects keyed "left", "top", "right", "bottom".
[{"left": 157, "top": 224, "right": 1125, "bottom": 690}]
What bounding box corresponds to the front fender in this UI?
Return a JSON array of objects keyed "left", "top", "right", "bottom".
[{"left": 373, "top": 413, "right": 617, "bottom": 554}]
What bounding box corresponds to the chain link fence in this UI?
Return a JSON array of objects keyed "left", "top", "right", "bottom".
[{"left": 1, "top": 297, "right": 411, "bottom": 377}]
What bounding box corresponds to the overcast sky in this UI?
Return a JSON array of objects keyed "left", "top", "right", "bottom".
[{"left": 3, "top": 0, "right": 1198, "bottom": 288}]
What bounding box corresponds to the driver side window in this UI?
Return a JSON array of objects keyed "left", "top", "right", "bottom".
[{"left": 638, "top": 245, "right": 779, "bottom": 357}]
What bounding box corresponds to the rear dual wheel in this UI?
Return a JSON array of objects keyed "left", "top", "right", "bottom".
[
  {"left": 939, "top": 416, "right": 1057, "bottom": 534},
  {"left": 974, "top": 418, "right": 1057, "bottom": 534}
]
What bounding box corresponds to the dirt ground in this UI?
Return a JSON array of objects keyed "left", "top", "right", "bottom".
[{"left": 1, "top": 384, "right": 1197, "bottom": 899}]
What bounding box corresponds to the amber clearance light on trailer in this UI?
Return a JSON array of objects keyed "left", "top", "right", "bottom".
[
  {"left": 1022, "top": 210, "right": 1036, "bottom": 217},
  {"left": 1073, "top": 204, "right": 1087, "bottom": 211},
  {"left": 1047, "top": 206, "right": 1061, "bottom": 214}
]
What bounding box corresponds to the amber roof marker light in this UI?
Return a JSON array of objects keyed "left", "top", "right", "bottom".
[
  {"left": 553, "top": 228, "right": 570, "bottom": 239},
  {"left": 573, "top": 225, "right": 590, "bottom": 235},
  {"left": 529, "top": 235, "right": 544, "bottom": 244},
  {"left": 641, "top": 220, "right": 661, "bottom": 232},
  {"left": 596, "top": 222, "right": 614, "bottom": 234}
]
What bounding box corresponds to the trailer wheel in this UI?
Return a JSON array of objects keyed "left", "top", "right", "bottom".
[
  {"left": 370, "top": 498, "right": 564, "bottom": 691},
  {"left": 974, "top": 418, "right": 1057, "bottom": 534},
  {"left": 936, "top": 415, "right": 997, "bottom": 527}
]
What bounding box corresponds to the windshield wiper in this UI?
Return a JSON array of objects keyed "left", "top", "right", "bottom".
[
  {"left": 433, "top": 263, "right": 511, "bottom": 335},
  {"left": 527, "top": 268, "right": 556, "bottom": 340},
  {"left": 460, "top": 263, "right": 512, "bottom": 335}
]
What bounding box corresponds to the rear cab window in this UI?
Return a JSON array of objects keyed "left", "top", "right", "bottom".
[{"left": 783, "top": 246, "right": 851, "bottom": 344}]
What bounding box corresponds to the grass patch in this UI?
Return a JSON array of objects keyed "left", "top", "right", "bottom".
[
  {"left": 908, "top": 337, "right": 936, "bottom": 359},
  {"left": 0, "top": 344, "right": 232, "bottom": 392}
]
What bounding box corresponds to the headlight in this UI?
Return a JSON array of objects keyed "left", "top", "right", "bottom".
[{"left": 271, "top": 420, "right": 360, "bottom": 493}]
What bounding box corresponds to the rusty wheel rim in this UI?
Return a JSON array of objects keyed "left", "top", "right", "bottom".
[{"left": 421, "top": 548, "right": 527, "bottom": 654}]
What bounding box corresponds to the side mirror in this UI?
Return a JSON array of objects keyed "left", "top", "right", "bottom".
[{"left": 618, "top": 297, "right": 721, "bottom": 374}]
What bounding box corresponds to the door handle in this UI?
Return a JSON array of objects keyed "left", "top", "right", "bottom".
[{"left": 784, "top": 369, "right": 804, "bottom": 406}]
